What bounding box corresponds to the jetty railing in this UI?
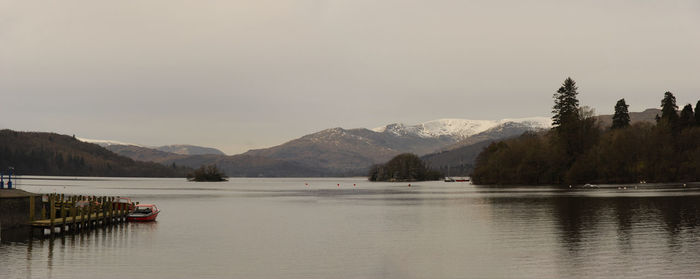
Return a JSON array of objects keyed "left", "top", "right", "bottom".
[{"left": 29, "top": 193, "right": 138, "bottom": 237}]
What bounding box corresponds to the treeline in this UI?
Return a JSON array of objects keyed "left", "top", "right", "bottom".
[
  {"left": 0, "top": 129, "right": 191, "bottom": 177},
  {"left": 472, "top": 78, "right": 700, "bottom": 185},
  {"left": 368, "top": 153, "right": 443, "bottom": 182}
]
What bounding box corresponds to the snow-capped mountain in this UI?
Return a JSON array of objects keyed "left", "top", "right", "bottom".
[
  {"left": 372, "top": 117, "right": 551, "bottom": 139},
  {"left": 240, "top": 116, "right": 551, "bottom": 175}
]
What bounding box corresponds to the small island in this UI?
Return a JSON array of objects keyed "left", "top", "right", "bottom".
[
  {"left": 368, "top": 153, "right": 442, "bottom": 182},
  {"left": 186, "top": 165, "right": 228, "bottom": 182}
]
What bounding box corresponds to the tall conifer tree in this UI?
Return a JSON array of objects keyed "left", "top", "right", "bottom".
[
  {"left": 695, "top": 100, "right": 700, "bottom": 126},
  {"left": 611, "top": 98, "right": 630, "bottom": 129},
  {"left": 552, "top": 77, "right": 580, "bottom": 129},
  {"left": 660, "top": 91, "right": 679, "bottom": 124}
]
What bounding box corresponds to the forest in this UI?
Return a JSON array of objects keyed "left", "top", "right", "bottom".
[
  {"left": 0, "top": 129, "right": 190, "bottom": 177},
  {"left": 472, "top": 78, "right": 700, "bottom": 185}
]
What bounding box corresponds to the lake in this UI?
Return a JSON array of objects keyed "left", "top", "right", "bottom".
[{"left": 2, "top": 177, "right": 700, "bottom": 278}]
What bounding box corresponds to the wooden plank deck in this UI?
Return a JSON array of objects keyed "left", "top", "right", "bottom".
[
  {"left": 30, "top": 212, "right": 107, "bottom": 227},
  {"left": 28, "top": 193, "right": 135, "bottom": 237}
]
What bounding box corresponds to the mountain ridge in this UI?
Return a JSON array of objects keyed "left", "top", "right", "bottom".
[{"left": 102, "top": 116, "right": 550, "bottom": 176}]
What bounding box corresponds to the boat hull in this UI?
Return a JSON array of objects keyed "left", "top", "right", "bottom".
[{"left": 127, "top": 211, "right": 159, "bottom": 222}]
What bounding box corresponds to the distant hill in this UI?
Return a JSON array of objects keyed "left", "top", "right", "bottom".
[
  {"left": 104, "top": 144, "right": 185, "bottom": 163},
  {"left": 422, "top": 139, "right": 500, "bottom": 176},
  {"left": 156, "top": 145, "right": 225, "bottom": 155},
  {"left": 0, "top": 130, "right": 189, "bottom": 177},
  {"left": 102, "top": 143, "right": 327, "bottom": 177},
  {"left": 162, "top": 154, "right": 326, "bottom": 177},
  {"left": 79, "top": 138, "right": 225, "bottom": 156}
]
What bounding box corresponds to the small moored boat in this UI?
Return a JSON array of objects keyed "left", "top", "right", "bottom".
[
  {"left": 127, "top": 204, "right": 160, "bottom": 222},
  {"left": 445, "top": 177, "right": 470, "bottom": 182}
]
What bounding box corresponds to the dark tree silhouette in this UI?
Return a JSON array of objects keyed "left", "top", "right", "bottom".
[
  {"left": 679, "top": 104, "right": 695, "bottom": 129},
  {"left": 660, "top": 92, "right": 679, "bottom": 128},
  {"left": 695, "top": 100, "right": 700, "bottom": 126},
  {"left": 552, "top": 77, "right": 580, "bottom": 129},
  {"left": 187, "top": 165, "right": 228, "bottom": 182},
  {"left": 611, "top": 98, "right": 630, "bottom": 129}
]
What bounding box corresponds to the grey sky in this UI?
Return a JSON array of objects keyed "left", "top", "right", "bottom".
[{"left": 1, "top": 1, "right": 699, "bottom": 154}]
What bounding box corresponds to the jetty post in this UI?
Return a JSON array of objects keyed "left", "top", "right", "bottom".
[
  {"left": 28, "top": 193, "right": 35, "bottom": 222},
  {"left": 49, "top": 194, "right": 56, "bottom": 234},
  {"left": 60, "top": 195, "right": 67, "bottom": 233},
  {"left": 7, "top": 167, "right": 13, "bottom": 189}
]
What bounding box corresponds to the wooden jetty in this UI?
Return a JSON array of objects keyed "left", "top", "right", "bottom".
[{"left": 29, "top": 193, "right": 137, "bottom": 237}]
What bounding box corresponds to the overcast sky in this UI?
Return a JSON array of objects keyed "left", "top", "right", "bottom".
[{"left": 1, "top": 1, "right": 699, "bottom": 154}]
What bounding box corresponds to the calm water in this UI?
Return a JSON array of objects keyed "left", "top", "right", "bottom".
[{"left": 2, "top": 177, "right": 700, "bottom": 278}]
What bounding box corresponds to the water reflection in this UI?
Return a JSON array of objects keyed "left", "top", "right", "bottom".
[
  {"left": 4, "top": 179, "right": 700, "bottom": 278},
  {"left": 552, "top": 196, "right": 700, "bottom": 247},
  {"left": 480, "top": 193, "right": 700, "bottom": 277},
  {"left": 0, "top": 226, "right": 32, "bottom": 243},
  {"left": 0, "top": 222, "right": 155, "bottom": 277}
]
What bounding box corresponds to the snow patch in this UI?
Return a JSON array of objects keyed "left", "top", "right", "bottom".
[
  {"left": 372, "top": 117, "right": 551, "bottom": 139},
  {"left": 77, "top": 137, "right": 142, "bottom": 147}
]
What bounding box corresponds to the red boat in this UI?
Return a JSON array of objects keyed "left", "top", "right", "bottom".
[{"left": 127, "top": 204, "right": 160, "bottom": 222}]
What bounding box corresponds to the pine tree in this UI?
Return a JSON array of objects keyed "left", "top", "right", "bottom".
[
  {"left": 611, "top": 98, "right": 630, "bottom": 129},
  {"left": 552, "top": 77, "right": 580, "bottom": 129},
  {"left": 660, "top": 91, "right": 679, "bottom": 124},
  {"left": 679, "top": 104, "right": 694, "bottom": 129},
  {"left": 695, "top": 100, "right": 700, "bottom": 126},
  {"left": 658, "top": 92, "right": 679, "bottom": 132}
]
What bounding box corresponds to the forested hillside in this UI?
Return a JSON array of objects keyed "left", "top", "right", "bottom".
[
  {"left": 472, "top": 78, "right": 700, "bottom": 185},
  {"left": 0, "top": 130, "right": 190, "bottom": 177}
]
